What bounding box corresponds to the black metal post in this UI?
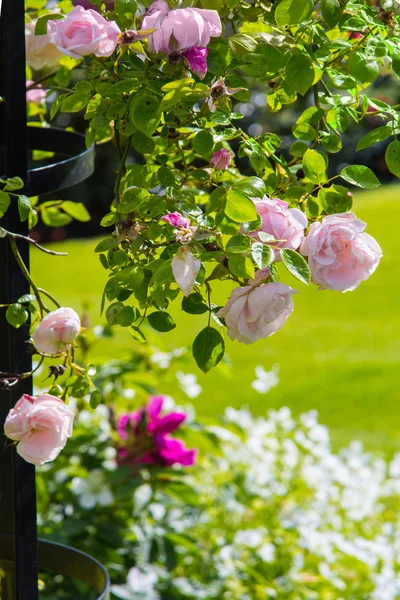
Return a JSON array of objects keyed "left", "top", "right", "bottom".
[{"left": 0, "top": 0, "right": 40, "bottom": 597}]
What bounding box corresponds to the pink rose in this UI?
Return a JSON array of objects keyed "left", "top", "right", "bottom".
[
  {"left": 210, "top": 148, "right": 233, "bottom": 170},
  {"left": 172, "top": 246, "right": 201, "bottom": 296},
  {"left": 4, "top": 394, "right": 74, "bottom": 465},
  {"left": 300, "top": 212, "right": 382, "bottom": 292},
  {"left": 142, "top": 1, "right": 222, "bottom": 53},
  {"left": 250, "top": 197, "right": 308, "bottom": 259},
  {"left": 47, "top": 6, "right": 121, "bottom": 59},
  {"left": 26, "top": 81, "right": 47, "bottom": 105},
  {"left": 162, "top": 212, "right": 190, "bottom": 228},
  {"left": 32, "top": 307, "right": 81, "bottom": 355},
  {"left": 217, "top": 280, "right": 297, "bottom": 344},
  {"left": 25, "top": 20, "right": 64, "bottom": 70},
  {"left": 182, "top": 47, "right": 209, "bottom": 80}
]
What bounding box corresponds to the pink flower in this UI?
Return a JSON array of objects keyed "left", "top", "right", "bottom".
[
  {"left": 32, "top": 307, "right": 81, "bottom": 355},
  {"left": 250, "top": 197, "right": 308, "bottom": 259},
  {"left": 4, "top": 394, "right": 74, "bottom": 466},
  {"left": 47, "top": 6, "right": 120, "bottom": 59},
  {"left": 142, "top": 1, "right": 222, "bottom": 54},
  {"left": 117, "top": 396, "right": 197, "bottom": 467},
  {"left": 210, "top": 148, "right": 233, "bottom": 170},
  {"left": 162, "top": 212, "right": 190, "bottom": 228},
  {"left": 26, "top": 81, "right": 47, "bottom": 105},
  {"left": 217, "top": 280, "right": 297, "bottom": 344},
  {"left": 25, "top": 20, "right": 63, "bottom": 70},
  {"left": 300, "top": 212, "right": 382, "bottom": 292},
  {"left": 172, "top": 246, "right": 201, "bottom": 296},
  {"left": 182, "top": 47, "right": 209, "bottom": 79}
]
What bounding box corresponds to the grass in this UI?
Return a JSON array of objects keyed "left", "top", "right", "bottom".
[{"left": 32, "top": 186, "right": 400, "bottom": 452}]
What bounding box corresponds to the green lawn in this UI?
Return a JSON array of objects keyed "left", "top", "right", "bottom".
[{"left": 32, "top": 186, "right": 400, "bottom": 452}]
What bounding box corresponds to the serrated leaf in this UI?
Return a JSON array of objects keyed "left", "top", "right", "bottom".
[
  {"left": 340, "top": 165, "right": 380, "bottom": 189},
  {"left": 281, "top": 249, "right": 311, "bottom": 285},
  {"left": 252, "top": 242, "right": 274, "bottom": 269},
  {"left": 303, "top": 149, "right": 327, "bottom": 184},
  {"left": 275, "top": 0, "right": 313, "bottom": 25},
  {"left": 228, "top": 255, "right": 255, "bottom": 280},
  {"left": 232, "top": 177, "right": 266, "bottom": 199},
  {"left": 348, "top": 52, "right": 379, "bottom": 85},
  {"left": 225, "top": 191, "right": 257, "bottom": 223},
  {"left": 286, "top": 54, "right": 314, "bottom": 97},
  {"left": 192, "top": 326, "right": 225, "bottom": 373},
  {"left": 357, "top": 126, "right": 392, "bottom": 151}
]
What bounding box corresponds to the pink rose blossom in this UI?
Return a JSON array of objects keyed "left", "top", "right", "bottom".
[
  {"left": 25, "top": 20, "right": 63, "bottom": 70},
  {"left": 300, "top": 212, "right": 382, "bottom": 292},
  {"left": 117, "top": 396, "right": 197, "bottom": 467},
  {"left": 4, "top": 394, "right": 74, "bottom": 466},
  {"left": 182, "top": 47, "right": 209, "bottom": 79},
  {"left": 217, "top": 280, "right": 298, "bottom": 344},
  {"left": 47, "top": 6, "right": 120, "bottom": 59},
  {"left": 172, "top": 246, "right": 201, "bottom": 296},
  {"left": 32, "top": 307, "right": 81, "bottom": 355},
  {"left": 211, "top": 148, "right": 233, "bottom": 170},
  {"left": 26, "top": 81, "right": 47, "bottom": 105},
  {"left": 162, "top": 212, "right": 190, "bottom": 228},
  {"left": 250, "top": 197, "right": 308, "bottom": 259},
  {"left": 142, "top": 1, "right": 222, "bottom": 54}
]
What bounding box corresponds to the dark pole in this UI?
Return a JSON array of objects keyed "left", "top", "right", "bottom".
[{"left": 0, "top": 0, "right": 39, "bottom": 597}]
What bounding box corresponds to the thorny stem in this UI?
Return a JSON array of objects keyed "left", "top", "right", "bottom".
[{"left": 9, "top": 238, "right": 49, "bottom": 317}]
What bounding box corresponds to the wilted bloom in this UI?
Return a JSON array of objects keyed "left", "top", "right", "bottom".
[
  {"left": 48, "top": 6, "right": 121, "bottom": 59},
  {"left": 211, "top": 148, "right": 233, "bottom": 170},
  {"left": 32, "top": 307, "right": 81, "bottom": 355},
  {"left": 142, "top": 1, "right": 222, "bottom": 54},
  {"left": 162, "top": 212, "right": 197, "bottom": 244},
  {"left": 4, "top": 394, "right": 74, "bottom": 465},
  {"left": 26, "top": 81, "right": 47, "bottom": 105},
  {"left": 182, "top": 47, "right": 209, "bottom": 79},
  {"left": 172, "top": 246, "right": 201, "bottom": 296},
  {"left": 217, "top": 276, "right": 297, "bottom": 344},
  {"left": 25, "top": 19, "right": 63, "bottom": 70},
  {"left": 300, "top": 212, "right": 382, "bottom": 292},
  {"left": 117, "top": 396, "right": 197, "bottom": 467},
  {"left": 250, "top": 197, "right": 308, "bottom": 259},
  {"left": 162, "top": 212, "right": 190, "bottom": 228},
  {"left": 208, "top": 78, "right": 243, "bottom": 111}
]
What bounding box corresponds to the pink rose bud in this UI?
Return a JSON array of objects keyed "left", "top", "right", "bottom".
[
  {"left": 162, "top": 212, "right": 190, "bottom": 228},
  {"left": 210, "top": 148, "right": 233, "bottom": 170},
  {"left": 26, "top": 80, "right": 47, "bottom": 105},
  {"left": 25, "top": 19, "right": 63, "bottom": 70},
  {"left": 142, "top": 2, "right": 222, "bottom": 54},
  {"left": 47, "top": 6, "right": 121, "bottom": 59},
  {"left": 4, "top": 394, "right": 74, "bottom": 465},
  {"left": 32, "top": 307, "right": 81, "bottom": 355},
  {"left": 217, "top": 281, "right": 298, "bottom": 344},
  {"left": 172, "top": 246, "right": 201, "bottom": 297},
  {"left": 182, "top": 47, "right": 209, "bottom": 80},
  {"left": 300, "top": 212, "right": 382, "bottom": 292},
  {"left": 250, "top": 197, "right": 308, "bottom": 259}
]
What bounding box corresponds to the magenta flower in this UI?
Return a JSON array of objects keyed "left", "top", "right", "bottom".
[
  {"left": 211, "top": 148, "right": 233, "bottom": 170},
  {"left": 182, "top": 47, "right": 209, "bottom": 80},
  {"left": 162, "top": 212, "right": 190, "bottom": 228},
  {"left": 117, "top": 396, "right": 197, "bottom": 468}
]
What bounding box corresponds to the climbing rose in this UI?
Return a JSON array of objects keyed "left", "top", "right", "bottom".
[
  {"left": 182, "top": 47, "right": 209, "bottom": 79},
  {"left": 117, "top": 396, "right": 197, "bottom": 467},
  {"left": 25, "top": 20, "right": 63, "bottom": 70},
  {"left": 172, "top": 246, "right": 201, "bottom": 296},
  {"left": 300, "top": 212, "right": 382, "bottom": 292},
  {"left": 32, "top": 307, "right": 81, "bottom": 355},
  {"left": 162, "top": 212, "right": 190, "bottom": 228},
  {"left": 211, "top": 148, "right": 233, "bottom": 170},
  {"left": 47, "top": 6, "right": 120, "bottom": 59},
  {"left": 142, "top": 1, "right": 222, "bottom": 54},
  {"left": 250, "top": 197, "right": 308, "bottom": 259},
  {"left": 217, "top": 276, "right": 297, "bottom": 344},
  {"left": 26, "top": 81, "right": 47, "bottom": 105},
  {"left": 4, "top": 394, "right": 74, "bottom": 466}
]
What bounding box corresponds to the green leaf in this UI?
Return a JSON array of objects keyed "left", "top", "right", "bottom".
[
  {"left": 182, "top": 293, "right": 209, "bottom": 315},
  {"left": 61, "top": 201, "right": 91, "bottom": 222},
  {"left": 318, "top": 184, "right": 352, "bottom": 213},
  {"left": 130, "top": 89, "right": 160, "bottom": 137},
  {"left": 192, "top": 326, "right": 225, "bottom": 373},
  {"left": 100, "top": 213, "right": 117, "bottom": 227},
  {"left": 131, "top": 131, "right": 155, "bottom": 154},
  {"left": 41, "top": 207, "right": 73, "bottom": 227},
  {"left": 95, "top": 237, "right": 116, "bottom": 253},
  {"left": 147, "top": 311, "right": 176, "bottom": 333},
  {"left": 281, "top": 249, "right": 311, "bottom": 285},
  {"left": 228, "top": 255, "right": 255, "bottom": 280},
  {"left": 252, "top": 242, "right": 274, "bottom": 269},
  {"left": 6, "top": 303, "right": 29, "bottom": 328},
  {"left": 321, "top": 134, "right": 342, "bottom": 154},
  {"left": 61, "top": 94, "right": 89, "bottom": 113},
  {"left": 385, "top": 140, "right": 400, "bottom": 178},
  {"left": 357, "top": 126, "right": 392, "bottom": 151},
  {"left": 35, "top": 13, "right": 61, "bottom": 35},
  {"left": 106, "top": 302, "right": 124, "bottom": 325},
  {"left": 340, "top": 165, "right": 380, "bottom": 189},
  {"left": 225, "top": 191, "right": 257, "bottom": 223},
  {"left": 17, "top": 195, "right": 31, "bottom": 222},
  {"left": 275, "top": 0, "right": 313, "bottom": 25},
  {"left": 118, "top": 306, "right": 136, "bottom": 327},
  {"left": 90, "top": 390, "right": 103, "bottom": 409},
  {"left": 286, "top": 54, "right": 314, "bottom": 97},
  {"left": 321, "top": 0, "right": 341, "bottom": 28},
  {"left": 348, "top": 52, "right": 379, "bottom": 84},
  {"left": 193, "top": 131, "right": 214, "bottom": 155},
  {"left": 303, "top": 149, "right": 327, "bottom": 184},
  {"left": 115, "top": 0, "right": 137, "bottom": 15},
  {"left": 226, "top": 234, "right": 251, "bottom": 254},
  {"left": 4, "top": 177, "right": 24, "bottom": 191},
  {"left": 232, "top": 177, "right": 266, "bottom": 199},
  {"left": 0, "top": 191, "right": 11, "bottom": 217}
]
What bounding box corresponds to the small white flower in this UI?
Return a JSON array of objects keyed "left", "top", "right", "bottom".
[
  {"left": 176, "top": 371, "right": 202, "bottom": 398},
  {"left": 234, "top": 528, "right": 265, "bottom": 548},
  {"left": 71, "top": 470, "right": 114, "bottom": 509},
  {"left": 251, "top": 364, "right": 280, "bottom": 394}
]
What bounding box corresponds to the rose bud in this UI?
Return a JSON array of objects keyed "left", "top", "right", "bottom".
[
  {"left": 210, "top": 148, "right": 234, "bottom": 170},
  {"left": 32, "top": 307, "right": 81, "bottom": 355}
]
